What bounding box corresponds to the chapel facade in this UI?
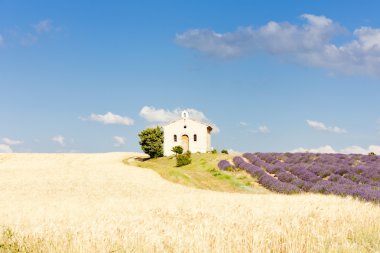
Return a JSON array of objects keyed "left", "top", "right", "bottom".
[{"left": 163, "top": 111, "right": 213, "bottom": 156}]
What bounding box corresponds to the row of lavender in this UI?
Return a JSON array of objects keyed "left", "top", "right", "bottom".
[{"left": 218, "top": 153, "right": 380, "bottom": 202}]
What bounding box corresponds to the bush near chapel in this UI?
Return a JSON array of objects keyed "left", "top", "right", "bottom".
[
  {"left": 138, "top": 127, "right": 164, "bottom": 158},
  {"left": 171, "top": 145, "right": 184, "bottom": 156},
  {"left": 176, "top": 151, "right": 192, "bottom": 167}
]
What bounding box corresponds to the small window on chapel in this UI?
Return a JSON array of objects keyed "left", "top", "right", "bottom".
[
  {"left": 194, "top": 134, "right": 197, "bottom": 142},
  {"left": 184, "top": 125, "right": 187, "bottom": 129},
  {"left": 174, "top": 135, "right": 177, "bottom": 142}
]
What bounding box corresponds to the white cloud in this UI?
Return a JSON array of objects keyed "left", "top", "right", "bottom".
[
  {"left": 34, "top": 19, "right": 52, "bottom": 33},
  {"left": 139, "top": 106, "right": 178, "bottom": 123},
  {"left": 0, "top": 144, "right": 12, "bottom": 153},
  {"left": 341, "top": 145, "right": 380, "bottom": 155},
  {"left": 139, "top": 106, "right": 220, "bottom": 133},
  {"left": 249, "top": 125, "right": 271, "bottom": 134},
  {"left": 2, "top": 137, "right": 23, "bottom": 146},
  {"left": 82, "top": 112, "right": 134, "bottom": 126},
  {"left": 239, "top": 121, "right": 248, "bottom": 126},
  {"left": 176, "top": 14, "right": 380, "bottom": 76},
  {"left": 176, "top": 14, "right": 341, "bottom": 58},
  {"left": 290, "top": 147, "right": 308, "bottom": 153},
  {"left": 51, "top": 135, "right": 65, "bottom": 146},
  {"left": 113, "top": 136, "right": 125, "bottom": 147},
  {"left": 258, "top": 125, "right": 270, "bottom": 134},
  {"left": 227, "top": 149, "right": 242, "bottom": 155},
  {"left": 340, "top": 146, "right": 367, "bottom": 155},
  {"left": 369, "top": 145, "right": 380, "bottom": 154},
  {"left": 15, "top": 19, "right": 59, "bottom": 47},
  {"left": 0, "top": 34, "right": 4, "bottom": 47},
  {"left": 306, "top": 120, "right": 347, "bottom": 134},
  {"left": 301, "top": 14, "right": 332, "bottom": 27},
  {"left": 291, "top": 145, "right": 380, "bottom": 155},
  {"left": 176, "top": 29, "right": 244, "bottom": 58},
  {"left": 20, "top": 33, "right": 38, "bottom": 46}
]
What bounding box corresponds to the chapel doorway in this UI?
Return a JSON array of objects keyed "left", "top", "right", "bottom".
[{"left": 181, "top": 135, "right": 189, "bottom": 152}]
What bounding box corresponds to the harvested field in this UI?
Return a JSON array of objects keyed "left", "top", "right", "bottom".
[{"left": 0, "top": 153, "right": 379, "bottom": 252}]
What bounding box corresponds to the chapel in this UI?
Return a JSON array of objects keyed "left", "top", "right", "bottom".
[{"left": 163, "top": 111, "right": 213, "bottom": 156}]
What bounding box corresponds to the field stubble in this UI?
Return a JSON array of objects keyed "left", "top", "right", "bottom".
[{"left": 0, "top": 153, "right": 379, "bottom": 252}]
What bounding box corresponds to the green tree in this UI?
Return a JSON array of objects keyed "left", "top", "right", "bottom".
[
  {"left": 171, "top": 145, "right": 183, "bottom": 156},
  {"left": 138, "top": 126, "right": 164, "bottom": 158}
]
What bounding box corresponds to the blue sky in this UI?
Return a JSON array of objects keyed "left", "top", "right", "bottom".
[{"left": 1, "top": 0, "right": 380, "bottom": 154}]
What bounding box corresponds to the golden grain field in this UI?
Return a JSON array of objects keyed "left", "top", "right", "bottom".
[{"left": 0, "top": 153, "right": 379, "bottom": 253}]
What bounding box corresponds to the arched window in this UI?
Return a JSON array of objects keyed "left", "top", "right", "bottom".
[
  {"left": 193, "top": 134, "right": 197, "bottom": 142},
  {"left": 174, "top": 135, "right": 177, "bottom": 142}
]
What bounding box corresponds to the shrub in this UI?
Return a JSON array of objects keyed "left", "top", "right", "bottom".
[
  {"left": 176, "top": 151, "right": 192, "bottom": 167},
  {"left": 233, "top": 156, "right": 245, "bottom": 168},
  {"left": 138, "top": 127, "right": 164, "bottom": 158},
  {"left": 218, "top": 160, "right": 234, "bottom": 171},
  {"left": 211, "top": 149, "right": 218, "bottom": 154},
  {"left": 221, "top": 149, "right": 229, "bottom": 154},
  {"left": 171, "top": 146, "right": 183, "bottom": 156}
]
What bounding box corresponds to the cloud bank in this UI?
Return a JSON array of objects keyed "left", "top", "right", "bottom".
[
  {"left": 291, "top": 145, "right": 380, "bottom": 155},
  {"left": 0, "top": 144, "right": 12, "bottom": 153},
  {"left": 2, "top": 137, "right": 23, "bottom": 146},
  {"left": 176, "top": 14, "right": 380, "bottom": 76},
  {"left": 291, "top": 145, "right": 337, "bottom": 154},
  {"left": 139, "top": 106, "right": 220, "bottom": 133}
]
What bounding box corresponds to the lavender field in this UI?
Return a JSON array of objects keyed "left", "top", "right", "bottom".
[{"left": 219, "top": 153, "right": 380, "bottom": 202}]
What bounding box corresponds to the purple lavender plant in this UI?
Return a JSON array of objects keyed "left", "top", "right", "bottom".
[{"left": 218, "top": 160, "right": 234, "bottom": 171}]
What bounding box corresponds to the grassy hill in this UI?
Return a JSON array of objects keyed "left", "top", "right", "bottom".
[{"left": 124, "top": 152, "right": 269, "bottom": 194}]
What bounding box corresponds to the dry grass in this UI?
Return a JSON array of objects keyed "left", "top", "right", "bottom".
[{"left": 0, "top": 153, "right": 380, "bottom": 253}]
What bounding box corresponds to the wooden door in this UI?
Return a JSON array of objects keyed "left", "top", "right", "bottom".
[{"left": 181, "top": 135, "right": 189, "bottom": 152}]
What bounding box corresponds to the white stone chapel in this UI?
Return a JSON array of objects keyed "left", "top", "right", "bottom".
[{"left": 163, "top": 111, "right": 213, "bottom": 156}]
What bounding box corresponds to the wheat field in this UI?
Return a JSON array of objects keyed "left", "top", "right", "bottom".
[{"left": 0, "top": 153, "right": 379, "bottom": 253}]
